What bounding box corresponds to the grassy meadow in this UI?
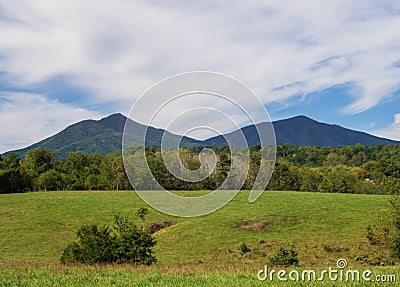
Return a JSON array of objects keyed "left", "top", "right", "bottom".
[{"left": 0, "top": 190, "right": 399, "bottom": 286}]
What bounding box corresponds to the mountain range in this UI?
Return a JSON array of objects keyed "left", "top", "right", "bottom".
[{"left": 4, "top": 113, "right": 399, "bottom": 158}]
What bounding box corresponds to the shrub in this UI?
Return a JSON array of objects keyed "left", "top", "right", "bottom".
[
  {"left": 365, "top": 223, "right": 391, "bottom": 246},
  {"left": 135, "top": 207, "right": 149, "bottom": 222},
  {"left": 390, "top": 196, "right": 400, "bottom": 230},
  {"left": 269, "top": 246, "right": 298, "bottom": 266},
  {"left": 60, "top": 215, "right": 156, "bottom": 265},
  {"left": 389, "top": 197, "right": 400, "bottom": 260},
  {"left": 322, "top": 244, "right": 347, "bottom": 253},
  {"left": 239, "top": 242, "right": 251, "bottom": 254},
  {"left": 391, "top": 235, "right": 400, "bottom": 260},
  {"left": 135, "top": 207, "right": 149, "bottom": 230},
  {"left": 322, "top": 244, "right": 334, "bottom": 253},
  {"left": 355, "top": 253, "right": 395, "bottom": 266}
]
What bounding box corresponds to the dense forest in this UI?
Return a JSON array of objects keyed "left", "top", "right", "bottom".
[{"left": 0, "top": 144, "right": 399, "bottom": 194}]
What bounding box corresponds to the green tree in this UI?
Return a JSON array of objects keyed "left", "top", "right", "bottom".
[
  {"left": 24, "top": 148, "right": 55, "bottom": 189},
  {"left": 319, "top": 166, "right": 357, "bottom": 193},
  {"left": 84, "top": 174, "right": 100, "bottom": 190},
  {"left": 37, "top": 169, "right": 62, "bottom": 191},
  {"left": 0, "top": 167, "right": 29, "bottom": 193},
  {"left": 268, "top": 159, "right": 299, "bottom": 191},
  {"left": 24, "top": 148, "right": 54, "bottom": 175},
  {"left": 64, "top": 151, "right": 88, "bottom": 190},
  {"left": 323, "top": 152, "right": 347, "bottom": 168},
  {"left": 298, "top": 167, "right": 322, "bottom": 192},
  {"left": 3, "top": 153, "right": 21, "bottom": 170},
  {"left": 99, "top": 153, "right": 130, "bottom": 190}
]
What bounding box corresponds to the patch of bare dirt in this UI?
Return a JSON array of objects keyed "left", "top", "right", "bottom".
[
  {"left": 148, "top": 219, "right": 176, "bottom": 234},
  {"left": 235, "top": 214, "right": 300, "bottom": 232}
]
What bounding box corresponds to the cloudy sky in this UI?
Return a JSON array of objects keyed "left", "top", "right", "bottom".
[{"left": 0, "top": 0, "right": 400, "bottom": 153}]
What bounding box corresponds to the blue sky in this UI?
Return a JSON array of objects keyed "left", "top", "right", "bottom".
[{"left": 0, "top": 0, "right": 399, "bottom": 153}]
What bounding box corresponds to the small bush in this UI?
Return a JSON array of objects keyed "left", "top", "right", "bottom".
[
  {"left": 366, "top": 225, "right": 381, "bottom": 245},
  {"left": 269, "top": 246, "right": 298, "bottom": 267},
  {"left": 390, "top": 196, "right": 400, "bottom": 231},
  {"left": 365, "top": 221, "right": 391, "bottom": 246},
  {"left": 239, "top": 242, "right": 250, "bottom": 254},
  {"left": 390, "top": 235, "right": 400, "bottom": 259},
  {"left": 355, "top": 253, "right": 395, "bottom": 266},
  {"left": 60, "top": 215, "right": 157, "bottom": 265},
  {"left": 322, "top": 244, "right": 347, "bottom": 253},
  {"left": 323, "top": 244, "right": 334, "bottom": 253},
  {"left": 135, "top": 207, "right": 148, "bottom": 222}
]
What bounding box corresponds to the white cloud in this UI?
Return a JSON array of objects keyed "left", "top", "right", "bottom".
[
  {"left": 0, "top": 92, "right": 101, "bottom": 153},
  {"left": 0, "top": 0, "right": 400, "bottom": 148},
  {"left": 371, "top": 113, "right": 400, "bottom": 141}
]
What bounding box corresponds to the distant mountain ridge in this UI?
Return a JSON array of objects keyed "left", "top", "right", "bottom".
[
  {"left": 4, "top": 113, "right": 400, "bottom": 158},
  {"left": 5, "top": 113, "right": 202, "bottom": 158},
  {"left": 203, "top": 115, "right": 399, "bottom": 147}
]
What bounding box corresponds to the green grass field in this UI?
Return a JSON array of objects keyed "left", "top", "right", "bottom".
[{"left": 0, "top": 190, "right": 399, "bottom": 286}]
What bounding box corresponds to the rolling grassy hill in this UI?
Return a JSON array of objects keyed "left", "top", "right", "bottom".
[{"left": 0, "top": 190, "right": 398, "bottom": 286}]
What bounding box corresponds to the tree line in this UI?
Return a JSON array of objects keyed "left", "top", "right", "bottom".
[
  {"left": 0, "top": 144, "right": 399, "bottom": 194},
  {"left": 0, "top": 149, "right": 131, "bottom": 193}
]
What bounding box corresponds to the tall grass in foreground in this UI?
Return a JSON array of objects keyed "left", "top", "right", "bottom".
[{"left": 0, "top": 265, "right": 398, "bottom": 287}]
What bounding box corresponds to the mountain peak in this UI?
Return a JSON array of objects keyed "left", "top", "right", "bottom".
[
  {"left": 293, "top": 115, "right": 312, "bottom": 120},
  {"left": 98, "top": 113, "right": 127, "bottom": 133},
  {"left": 99, "top": 113, "right": 127, "bottom": 122},
  {"left": 281, "top": 115, "right": 317, "bottom": 123}
]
